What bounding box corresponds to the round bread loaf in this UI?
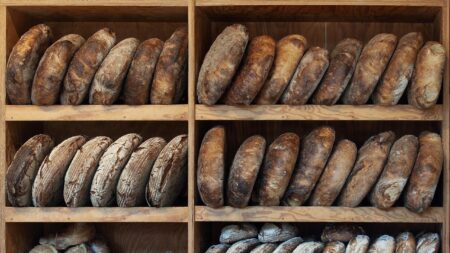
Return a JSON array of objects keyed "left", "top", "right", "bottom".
[
  {"left": 292, "top": 242, "right": 324, "bottom": 253},
  {"left": 206, "top": 244, "right": 230, "bottom": 253},
  {"left": 30, "top": 244, "right": 58, "bottom": 253},
  {"left": 250, "top": 243, "right": 277, "bottom": 253},
  {"left": 321, "top": 225, "right": 365, "bottom": 243},
  {"left": 395, "top": 232, "right": 416, "bottom": 253},
  {"left": 258, "top": 223, "right": 298, "bottom": 243},
  {"left": 323, "top": 242, "right": 345, "bottom": 253},
  {"left": 220, "top": 223, "right": 258, "bottom": 244},
  {"left": 416, "top": 233, "right": 439, "bottom": 253},
  {"left": 226, "top": 238, "right": 260, "bottom": 253},
  {"left": 346, "top": 235, "right": 370, "bottom": 253},
  {"left": 368, "top": 235, "right": 395, "bottom": 253},
  {"left": 88, "top": 238, "right": 110, "bottom": 253},
  {"left": 273, "top": 237, "right": 304, "bottom": 253}
]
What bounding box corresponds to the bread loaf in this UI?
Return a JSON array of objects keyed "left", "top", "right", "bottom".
[
  {"left": 226, "top": 238, "right": 261, "bottom": 253},
  {"left": 32, "top": 135, "right": 87, "bottom": 206},
  {"left": 66, "top": 244, "right": 89, "bottom": 253},
  {"left": 281, "top": 47, "right": 329, "bottom": 105},
  {"left": 258, "top": 223, "right": 298, "bottom": 243},
  {"left": 61, "top": 28, "right": 116, "bottom": 105},
  {"left": 6, "top": 134, "right": 54, "bottom": 207},
  {"left": 147, "top": 134, "right": 188, "bottom": 207},
  {"left": 370, "top": 135, "right": 418, "bottom": 209},
  {"left": 39, "top": 223, "right": 95, "bottom": 250},
  {"left": 220, "top": 223, "right": 258, "bottom": 244},
  {"left": 90, "top": 133, "right": 142, "bottom": 207},
  {"left": 64, "top": 136, "right": 113, "bottom": 207},
  {"left": 116, "top": 137, "right": 166, "bottom": 207},
  {"left": 6, "top": 24, "right": 53, "bottom": 104},
  {"left": 323, "top": 242, "right": 345, "bottom": 253},
  {"left": 197, "top": 24, "right": 249, "bottom": 105},
  {"left": 223, "top": 35, "right": 276, "bottom": 105},
  {"left": 293, "top": 242, "right": 324, "bottom": 253},
  {"left": 416, "top": 233, "right": 439, "bottom": 253},
  {"left": 321, "top": 225, "right": 365, "bottom": 243},
  {"left": 345, "top": 235, "right": 370, "bottom": 253},
  {"left": 343, "top": 33, "right": 397, "bottom": 104},
  {"left": 88, "top": 238, "right": 110, "bottom": 253},
  {"left": 206, "top": 244, "right": 230, "bottom": 253},
  {"left": 284, "top": 126, "right": 335, "bottom": 206},
  {"left": 405, "top": 132, "right": 443, "bottom": 213},
  {"left": 310, "top": 139, "right": 357, "bottom": 206},
  {"left": 368, "top": 235, "right": 395, "bottom": 253},
  {"left": 198, "top": 126, "right": 226, "bottom": 208},
  {"left": 373, "top": 32, "right": 423, "bottom": 105},
  {"left": 338, "top": 131, "right": 395, "bottom": 207},
  {"left": 227, "top": 135, "right": 266, "bottom": 207},
  {"left": 312, "top": 38, "right": 362, "bottom": 105},
  {"left": 251, "top": 244, "right": 278, "bottom": 253},
  {"left": 255, "top": 34, "right": 307, "bottom": 104},
  {"left": 151, "top": 27, "right": 188, "bottom": 104},
  {"left": 273, "top": 237, "right": 304, "bottom": 253},
  {"left": 123, "top": 38, "right": 164, "bottom": 104},
  {"left": 408, "top": 41, "right": 446, "bottom": 109},
  {"left": 395, "top": 232, "right": 416, "bottom": 253},
  {"left": 30, "top": 244, "right": 58, "bottom": 253}
]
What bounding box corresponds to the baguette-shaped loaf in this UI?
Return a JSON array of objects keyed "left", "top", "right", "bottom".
[
  {"left": 32, "top": 135, "right": 87, "bottom": 206},
  {"left": 284, "top": 126, "right": 335, "bottom": 206},
  {"left": 30, "top": 244, "right": 58, "bottom": 253},
  {"left": 220, "top": 223, "right": 258, "bottom": 244},
  {"left": 6, "top": 24, "right": 53, "bottom": 104},
  {"left": 39, "top": 223, "right": 95, "bottom": 250},
  {"left": 416, "top": 233, "right": 439, "bottom": 253},
  {"left": 338, "top": 131, "right": 395, "bottom": 207},
  {"left": 61, "top": 28, "right": 116, "bottom": 105},
  {"left": 64, "top": 136, "right": 113, "bottom": 207},
  {"left": 395, "top": 232, "right": 416, "bottom": 253},
  {"left": 198, "top": 126, "right": 226, "bottom": 208},
  {"left": 90, "top": 133, "right": 142, "bottom": 207},
  {"left": 258, "top": 223, "right": 298, "bottom": 243},
  {"left": 147, "top": 134, "right": 188, "bottom": 207},
  {"left": 321, "top": 225, "right": 365, "bottom": 243},
  {"left": 343, "top": 33, "right": 397, "bottom": 105},
  {"left": 206, "top": 244, "right": 230, "bottom": 253},
  {"left": 373, "top": 32, "right": 423, "bottom": 105},
  {"left": 6, "top": 134, "right": 54, "bottom": 207},
  {"left": 273, "top": 237, "right": 304, "bottom": 253},
  {"left": 405, "top": 132, "right": 443, "bottom": 213},
  {"left": 370, "top": 135, "right": 418, "bottom": 209},
  {"left": 251, "top": 243, "right": 277, "bottom": 253},
  {"left": 116, "top": 137, "right": 166, "bottom": 207},
  {"left": 323, "top": 242, "right": 345, "bottom": 253},
  {"left": 197, "top": 24, "right": 249, "bottom": 105},
  {"left": 368, "top": 235, "right": 395, "bottom": 253},
  {"left": 293, "top": 242, "right": 324, "bottom": 253},
  {"left": 345, "top": 235, "right": 370, "bottom": 253},
  {"left": 226, "top": 238, "right": 261, "bottom": 253}
]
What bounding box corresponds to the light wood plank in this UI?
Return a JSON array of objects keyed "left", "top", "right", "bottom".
[
  {"left": 0, "top": 5, "right": 6, "bottom": 253},
  {"left": 1, "top": 0, "right": 187, "bottom": 6},
  {"left": 196, "top": 0, "right": 445, "bottom": 6}
]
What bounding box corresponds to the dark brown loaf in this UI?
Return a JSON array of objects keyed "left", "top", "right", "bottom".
[
  {"left": 370, "top": 135, "right": 418, "bottom": 209},
  {"left": 123, "top": 38, "right": 164, "bottom": 105},
  {"left": 373, "top": 32, "right": 424, "bottom": 105},
  {"left": 312, "top": 38, "right": 362, "bottom": 105},
  {"left": 273, "top": 237, "right": 304, "bottom": 253},
  {"left": 226, "top": 238, "right": 261, "bottom": 253},
  {"left": 368, "top": 235, "right": 395, "bottom": 253},
  {"left": 395, "top": 232, "right": 416, "bottom": 253},
  {"left": 64, "top": 136, "right": 113, "bottom": 207},
  {"left": 321, "top": 225, "right": 365, "bottom": 243},
  {"left": 255, "top": 34, "right": 307, "bottom": 104},
  {"left": 323, "top": 242, "right": 345, "bottom": 253},
  {"left": 281, "top": 47, "right": 329, "bottom": 105},
  {"left": 198, "top": 126, "right": 226, "bottom": 208},
  {"left": 32, "top": 135, "right": 86, "bottom": 207},
  {"left": 343, "top": 33, "right": 397, "bottom": 105},
  {"left": 61, "top": 28, "right": 116, "bottom": 105},
  {"left": 259, "top": 223, "right": 298, "bottom": 243},
  {"left": 206, "top": 244, "right": 230, "bottom": 253},
  {"left": 257, "top": 132, "right": 300, "bottom": 206},
  {"left": 31, "top": 34, "right": 85, "bottom": 105},
  {"left": 284, "top": 126, "right": 335, "bottom": 206},
  {"left": 151, "top": 27, "right": 188, "bottom": 104},
  {"left": 116, "top": 137, "right": 166, "bottom": 207},
  {"left": 251, "top": 244, "right": 277, "bottom": 253},
  {"left": 405, "top": 132, "right": 443, "bottom": 213},
  {"left": 338, "top": 131, "right": 395, "bottom": 207},
  {"left": 408, "top": 41, "right": 446, "bottom": 109},
  {"left": 6, "top": 24, "right": 53, "bottom": 104},
  {"left": 223, "top": 35, "right": 276, "bottom": 105},
  {"left": 220, "top": 223, "right": 258, "bottom": 244},
  {"left": 292, "top": 242, "right": 324, "bottom": 253},
  {"left": 89, "top": 38, "right": 140, "bottom": 105},
  {"left": 416, "top": 233, "right": 439, "bottom": 253},
  {"left": 6, "top": 134, "right": 54, "bottom": 207},
  {"left": 197, "top": 24, "right": 249, "bottom": 105},
  {"left": 227, "top": 135, "right": 266, "bottom": 208},
  {"left": 346, "top": 235, "right": 370, "bottom": 253}
]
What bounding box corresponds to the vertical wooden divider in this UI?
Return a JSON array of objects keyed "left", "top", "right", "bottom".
[
  {"left": 0, "top": 5, "right": 6, "bottom": 253},
  {"left": 443, "top": 1, "right": 450, "bottom": 251}
]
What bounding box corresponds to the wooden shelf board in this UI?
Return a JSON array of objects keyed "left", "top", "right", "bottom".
[
  {"left": 4, "top": 207, "right": 189, "bottom": 223},
  {"left": 195, "top": 206, "right": 444, "bottom": 223},
  {"left": 5, "top": 105, "right": 188, "bottom": 121},
  {"left": 196, "top": 0, "right": 445, "bottom": 7},
  {"left": 196, "top": 105, "right": 442, "bottom": 121},
  {"left": 2, "top": 0, "right": 187, "bottom": 6}
]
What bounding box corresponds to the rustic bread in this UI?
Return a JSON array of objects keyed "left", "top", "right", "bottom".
[
  {"left": 220, "top": 223, "right": 258, "bottom": 244},
  {"left": 292, "top": 242, "right": 324, "bottom": 253},
  {"left": 206, "top": 244, "right": 230, "bottom": 253},
  {"left": 39, "top": 223, "right": 95, "bottom": 250},
  {"left": 226, "top": 238, "right": 261, "bottom": 253},
  {"left": 250, "top": 243, "right": 277, "bottom": 253},
  {"left": 258, "top": 223, "right": 298, "bottom": 243},
  {"left": 32, "top": 135, "right": 87, "bottom": 206},
  {"left": 90, "top": 133, "right": 142, "bottom": 207},
  {"left": 368, "top": 235, "right": 395, "bottom": 253},
  {"left": 273, "top": 237, "right": 304, "bottom": 253},
  {"left": 197, "top": 24, "right": 249, "bottom": 105},
  {"left": 61, "top": 28, "right": 116, "bottom": 105},
  {"left": 321, "top": 225, "right": 365, "bottom": 243},
  {"left": 395, "top": 232, "right": 416, "bottom": 253},
  {"left": 66, "top": 244, "right": 90, "bottom": 253},
  {"left": 323, "top": 242, "right": 345, "bottom": 253},
  {"left": 64, "top": 136, "right": 113, "bottom": 207},
  {"left": 30, "top": 244, "right": 58, "bottom": 253},
  {"left": 345, "top": 235, "right": 370, "bottom": 253},
  {"left": 416, "top": 233, "right": 439, "bottom": 253},
  {"left": 6, "top": 24, "right": 53, "bottom": 104},
  {"left": 88, "top": 238, "right": 110, "bottom": 253}
]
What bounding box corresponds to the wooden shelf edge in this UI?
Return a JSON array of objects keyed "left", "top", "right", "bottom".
[
  {"left": 4, "top": 207, "right": 189, "bottom": 223},
  {"left": 195, "top": 0, "right": 445, "bottom": 7},
  {"left": 2, "top": 0, "right": 188, "bottom": 7},
  {"left": 194, "top": 206, "right": 444, "bottom": 223},
  {"left": 195, "top": 105, "right": 443, "bottom": 121}
]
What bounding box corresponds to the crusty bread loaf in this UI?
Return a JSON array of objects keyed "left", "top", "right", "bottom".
[
  {"left": 255, "top": 34, "right": 307, "bottom": 105},
  {"left": 258, "top": 223, "right": 298, "bottom": 243},
  {"left": 368, "top": 235, "right": 395, "bottom": 253},
  {"left": 370, "top": 135, "right": 418, "bottom": 209},
  {"left": 64, "top": 136, "right": 113, "bottom": 207},
  {"left": 343, "top": 33, "right": 397, "bottom": 105},
  {"left": 416, "top": 233, "right": 439, "bottom": 253},
  {"left": 338, "top": 131, "right": 395, "bottom": 207},
  {"left": 323, "top": 242, "right": 345, "bottom": 253},
  {"left": 250, "top": 243, "right": 277, "bottom": 253},
  {"left": 61, "top": 28, "right": 116, "bottom": 105},
  {"left": 405, "top": 132, "right": 443, "bottom": 213},
  {"left": 220, "top": 223, "right": 258, "bottom": 244},
  {"left": 281, "top": 47, "right": 329, "bottom": 105},
  {"left": 198, "top": 126, "right": 226, "bottom": 208},
  {"left": 284, "top": 126, "right": 335, "bottom": 206},
  {"left": 292, "top": 242, "right": 324, "bottom": 253},
  {"left": 30, "top": 244, "right": 58, "bottom": 253},
  {"left": 197, "top": 24, "right": 249, "bottom": 105},
  {"left": 321, "top": 225, "right": 365, "bottom": 243},
  {"left": 312, "top": 38, "right": 362, "bottom": 105},
  {"left": 273, "top": 237, "right": 303, "bottom": 253},
  {"left": 345, "top": 235, "right": 370, "bottom": 253},
  {"left": 206, "top": 244, "right": 230, "bottom": 253},
  {"left": 88, "top": 238, "right": 110, "bottom": 253},
  {"left": 65, "top": 244, "right": 89, "bottom": 253},
  {"left": 226, "top": 239, "right": 260, "bottom": 253},
  {"left": 408, "top": 41, "right": 446, "bottom": 109},
  {"left": 6, "top": 24, "right": 53, "bottom": 104},
  {"left": 6, "top": 134, "right": 54, "bottom": 207},
  {"left": 373, "top": 32, "right": 423, "bottom": 105},
  {"left": 39, "top": 223, "right": 95, "bottom": 250},
  {"left": 395, "top": 232, "right": 416, "bottom": 253},
  {"left": 123, "top": 38, "right": 164, "bottom": 105},
  {"left": 32, "top": 135, "right": 87, "bottom": 207}
]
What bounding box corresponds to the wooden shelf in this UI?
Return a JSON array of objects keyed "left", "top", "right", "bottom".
[
  {"left": 4, "top": 207, "right": 189, "bottom": 223},
  {"left": 196, "top": 0, "right": 445, "bottom": 6},
  {"left": 196, "top": 105, "right": 442, "bottom": 121},
  {"left": 195, "top": 206, "right": 444, "bottom": 223},
  {"left": 2, "top": 0, "right": 187, "bottom": 6}
]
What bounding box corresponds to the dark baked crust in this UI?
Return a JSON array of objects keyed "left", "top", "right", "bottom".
[
  {"left": 395, "top": 232, "right": 416, "bottom": 253},
  {"left": 321, "top": 225, "right": 365, "bottom": 242}
]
